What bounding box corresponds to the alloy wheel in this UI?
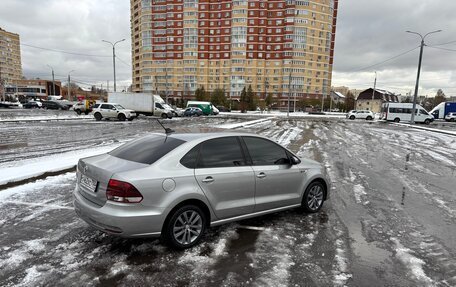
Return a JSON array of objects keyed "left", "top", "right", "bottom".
[{"left": 173, "top": 210, "right": 203, "bottom": 245}]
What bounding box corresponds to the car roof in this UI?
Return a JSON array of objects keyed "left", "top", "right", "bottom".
[{"left": 165, "top": 132, "right": 269, "bottom": 142}]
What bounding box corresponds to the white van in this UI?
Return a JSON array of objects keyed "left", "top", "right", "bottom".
[{"left": 381, "top": 103, "right": 433, "bottom": 124}]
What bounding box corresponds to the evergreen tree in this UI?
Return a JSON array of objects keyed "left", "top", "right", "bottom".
[
  {"left": 247, "top": 85, "right": 256, "bottom": 110},
  {"left": 211, "top": 88, "right": 226, "bottom": 106},
  {"left": 345, "top": 91, "right": 356, "bottom": 111},
  {"left": 239, "top": 87, "right": 247, "bottom": 112}
]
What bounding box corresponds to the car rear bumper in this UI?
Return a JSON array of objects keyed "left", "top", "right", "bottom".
[{"left": 73, "top": 188, "right": 168, "bottom": 238}]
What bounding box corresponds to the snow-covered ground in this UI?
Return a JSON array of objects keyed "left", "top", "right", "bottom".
[{"left": 1, "top": 114, "right": 456, "bottom": 286}]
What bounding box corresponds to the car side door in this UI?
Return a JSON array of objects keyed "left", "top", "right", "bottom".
[
  {"left": 242, "top": 136, "right": 305, "bottom": 212},
  {"left": 100, "top": 104, "right": 112, "bottom": 118},
  {"left": 194, "top": 137, "right": 256, "bottom": 219}
]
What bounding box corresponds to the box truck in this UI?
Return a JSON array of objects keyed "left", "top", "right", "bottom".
[
  {"left": 429, "top": 102, "right": 456, "bottom": 119},
  {"left": 108, "top": 92, "right": 173, "bottom": 118}
]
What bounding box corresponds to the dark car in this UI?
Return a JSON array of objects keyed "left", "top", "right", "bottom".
[
  {"left": 217, "top": 106, "right": 231, "bottom": 112},
  {"left": 183, "top": 107, "right": 203, "bottom": 117},
  {"left": 23, "top": 101, "right": 42, "bottom": 109},
  {"left": 42, "top": 101, "right": 70, "bottom": 110}
]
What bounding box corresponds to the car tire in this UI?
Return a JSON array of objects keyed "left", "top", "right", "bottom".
[
  {"left": 118, "top": 114, "right": 126, "bottom": 121},
  {"left": 424, "top": 119, "right": 431, "bottom": 125},
  {"left": 394, "top": 118, "right": 400, "bottom": 123},
  {"left": 76, "top": 109, "right": 82, "bottom": 115},
  {"left": 366, "top": 116, "right": 373, "bottom": 120},
  {"left": 450, "top": 118, "right": 455, "bottom": 122},
  {"left": 302, "top": 181, "right": 325, "bottom": 213},
  {"left": 94, "top": 113, "right": 102, "bottom": 121},
  {"left": 349, "top": 115, "right": 355, "bottom": 120},
  {"left": 128, "top": 117, "right": 134, "bottom": 121},
  {"left": 163, "top": 205, "right": 206, "bottom": 249},
  {"left": 161, "top": 113, "right": 168, "bottom": 119},
  {"left": 84, "top": 111, "right": 89, "bottom": 115}
]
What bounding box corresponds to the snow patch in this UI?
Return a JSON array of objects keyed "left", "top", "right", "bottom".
[
  {"left": 391, "top": 237, "right": 435, "bottom": 285},
  {"left": 353, "top": 184, "right": 368, "bottom": 204},
  {"left": 423, "top": 150, "right": 455, "bottom": 167},
  {"left": 0, "top": 173, "right": 75, "bottom": 202},
  {"left": 218, "top": 117, "right": 275, "bottom": 129},
  {"left": 277, "top": 127, "right": 303, "bottom": 147},
  {"left": 0, "top": 143, "right": 121, "bottom": 186}
]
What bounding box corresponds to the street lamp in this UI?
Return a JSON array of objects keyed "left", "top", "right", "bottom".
[
  {"left": 371, "top": 71, "right": 377, "bottom": 112},
  {"left": 406, "top": 29, "right": 442, "bottom": 124},
  {"left": 67, "top": 70, "right": 75, "bottom": 101},
  {"left": 102, "top": 39, "right": 125, "bottom": 92},
  {"left": 47, "top": 64, "right": 55, "bottom": 95}
]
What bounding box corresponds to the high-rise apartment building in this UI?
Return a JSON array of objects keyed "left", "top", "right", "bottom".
[
  {"left": 131, "top": 0, "right": 338, "bottom": 108},
  {"left": 0, "top": 27, "right": 22, "bottom": 85}
]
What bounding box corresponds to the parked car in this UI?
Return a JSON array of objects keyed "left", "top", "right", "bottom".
[
  {"left": 183, "top": 107, "right": 203, "bottom": 117},
  {"left": 23, "top": 101, "right": 42, "bottom": 109},
  {"left": 42, "top": 100, "right": 69, "bottom": 110},
  {"left": 92, "top": 103, "right": 136, "bottom": 121},
  {"left": 212, "top": 106, "right": 220, "bottom": 115},
  {"left": 217, "top": 106, "right": 231, "bottom": 112},
  {"left": 73, "top": 100, "right": 95, "bottom": 115},
  {"left": 74, "top": 132, "right": 330, "bottom": 249},
  {"left": 445, "top": 112, "right": 456, "bottom": 122},
  {"left": 346, "top": 110, "right": 374, "bottom": 120},
  {"left": 172, "top": 107, "right": 184, "bottom": 117}
]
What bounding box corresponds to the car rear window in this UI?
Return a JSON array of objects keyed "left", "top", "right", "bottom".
[{"left": 109, "top": 135, "right": 185, "bottom": 164}]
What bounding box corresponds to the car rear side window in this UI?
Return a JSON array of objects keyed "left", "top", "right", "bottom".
[
  {"left": 109, "top": 135, "right": 185, "bottom": 164},
  {"left": 180, "top": 144, "right": 200, "bottom": 168},
  {"left": 196, "top": 137, "right": 246, "bottom": 168},
  {"left": 243, "top": 137, "right": 290, "bottom": 166}
]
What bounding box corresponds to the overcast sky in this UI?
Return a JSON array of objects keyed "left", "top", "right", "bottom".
[{"left": 1, "top": 0, "right": 456, "bottom": 96}]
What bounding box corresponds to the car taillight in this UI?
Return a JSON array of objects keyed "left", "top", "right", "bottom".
[{"left": 106, "top": 179, "right": 143, "bottom": 203}]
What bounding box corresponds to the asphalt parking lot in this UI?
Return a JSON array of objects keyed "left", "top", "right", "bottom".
[{"left": 1, "top": 109, "right": 455, "bottom": 286}]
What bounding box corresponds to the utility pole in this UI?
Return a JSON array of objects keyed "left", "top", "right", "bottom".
[
  {"left": 406, "top": 29, "right": 442, "bottom": 124},
  {"left": 0, "top": 66, "right": 4, "bottom": 102},
  {"left": 47, "top": 65, "right": 55, "bottom": 95},
  {"left": 287, "top": 71, "right": 291, "bottom": 117},
  {"left": 165, "top": 69, "right": 168, "bottom": 104},
  {"left": 371, "top": 71, "right": 377, "bottom": 112},
  {"left": 68, "top": 70, "right": 75, "bottom": 101},
  {"left": 102, "top": 39, "right": 125, "bottom": 92}
]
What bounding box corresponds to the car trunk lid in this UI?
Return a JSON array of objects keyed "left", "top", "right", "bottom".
[{"left": 77, "top": 154, "right": 148, "bottom": 207}]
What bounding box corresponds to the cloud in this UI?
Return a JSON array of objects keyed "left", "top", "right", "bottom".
[
  {"left": 1, "top": 0, "right": 131, "bottom": 90},
  {"left": 333, "top": 0, "right": 456, "bottom": 96}
]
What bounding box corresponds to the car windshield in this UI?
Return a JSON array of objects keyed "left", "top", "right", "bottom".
[
  {"left": 114, "top": 104, "right": 125, "bottom": 109},
  {"left": 109, "top": 135, "right": 185, "bottom": 164}
]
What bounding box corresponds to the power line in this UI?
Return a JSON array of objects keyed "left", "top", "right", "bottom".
[
  {"left": 429, "top": 40, "right": 456, "bottom": 47},
  {"left": 350, "top": 46, "right": 420, "bottom": 72},
  {"left": 21, "top": 43, "right": 111, "bottom": 58},
  {"left": 116, "top": 56, "right": 131, "bottom": 67},
  {"left": 427, "top": 46, "right": 456, "bottom": 52}
]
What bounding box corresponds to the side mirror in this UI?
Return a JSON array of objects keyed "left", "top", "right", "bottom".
[{"left": 290, "top": 156, "right": 301, "bottom": 165}]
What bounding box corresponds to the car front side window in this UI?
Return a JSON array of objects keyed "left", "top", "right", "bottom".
[{"left": 242, "top": 137, "right": 290, "bottom": 166}]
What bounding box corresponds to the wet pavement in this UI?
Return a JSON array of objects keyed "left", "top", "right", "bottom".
[{"left": 0, "top": 110, "right": 455, "bottom": 286}]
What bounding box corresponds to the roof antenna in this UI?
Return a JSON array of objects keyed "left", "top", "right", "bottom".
[{"left": 156, "top": 119, "right": 175, "bottom": 135}]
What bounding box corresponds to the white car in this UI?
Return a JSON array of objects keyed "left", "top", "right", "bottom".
[
  {"left": 346, "top": 110, "right": 374, "bottom": 120},
  {"left": 93, "top": 103, "right": 136, "bottom": 121},
  {"left": 445, "top": 112, "right": 456, "bottom": 122}
]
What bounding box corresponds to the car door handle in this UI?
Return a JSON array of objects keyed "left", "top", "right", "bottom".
[
  {"left": 256, "top": 172, "right": 266, "bottom": 179},
  {"left": 202, "top": 176, "right": 214, "bottom": 183}
]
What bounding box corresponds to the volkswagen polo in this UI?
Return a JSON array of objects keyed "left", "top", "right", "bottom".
[{"left": 73, "top": 132, "right": 330, "bottom": 249}]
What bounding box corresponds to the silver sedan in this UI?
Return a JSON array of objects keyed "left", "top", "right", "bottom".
[{"left": 73, "top": 132, "right": 330, "bottom": 249}]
